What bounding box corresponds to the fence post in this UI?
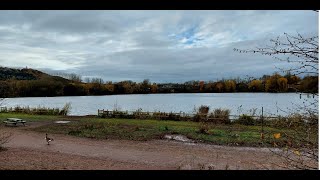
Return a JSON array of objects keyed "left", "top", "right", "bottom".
[{"left": 261, "top": 107, "right": 264, "bottom": 139}]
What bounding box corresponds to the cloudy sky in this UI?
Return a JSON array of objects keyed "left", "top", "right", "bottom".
[{"left": 0, "top": 10, "right": 318, "bottom": 83}]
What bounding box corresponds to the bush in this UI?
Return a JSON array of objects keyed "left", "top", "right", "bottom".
[
  {"left": 198, "top": 105, "right": 209, "bottom": 114},
  {"left": 267, "top": 116, "right": 288, "bottom": 128},
  {"left": 193, "top": 114, "right": 202, "bottom": 122},
  {"left": 101, "top": 113, "right": 107, "bottom": 118},
  {"left": 208, "top": 108, "right": 231, "bottom": 124},
  {"left": 197, "top": 123, "right": 210, "bottom": 134},
  {"left": 193, "top": 105, "right": 210, "bottom": 122},
  {"left": 168, "top": 112, "right": 181, "bottom": 121},
  {"left": 59, "top": 102, "right": 72, "bottom": 116},
  {"left": 234, "top": 114, "right": 255, "bottom": 125},
  {"left": 269, "top": 113, "right": 317, "bottom": 129}
]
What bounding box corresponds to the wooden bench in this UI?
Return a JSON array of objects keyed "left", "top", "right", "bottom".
[{"left": 3, "top": 121, "right": 17, "bottom": 126}]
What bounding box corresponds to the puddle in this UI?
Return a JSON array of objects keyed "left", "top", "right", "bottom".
[
  {"left": 164, "top": 134, "right": 195, "bottom": 144},
  {"left": 54, "top": 121, "right": 71, "bottom": 124}
]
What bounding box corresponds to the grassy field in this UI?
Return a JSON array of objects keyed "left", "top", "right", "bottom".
[{"left": 0, "top": 112, "right": 298, "bottom": 147}]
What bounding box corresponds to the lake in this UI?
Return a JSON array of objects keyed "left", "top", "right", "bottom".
[{"left": 1, "top": 93, "right": 318, "bottom": 116}]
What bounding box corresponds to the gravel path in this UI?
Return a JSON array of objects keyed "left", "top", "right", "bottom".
[{"left": 0, "top": 126, "right": 290, "bottom": 170}]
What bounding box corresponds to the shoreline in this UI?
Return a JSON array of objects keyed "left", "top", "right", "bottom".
[{"left": 1, "top": 91, "right": 310, "bottom": 99}]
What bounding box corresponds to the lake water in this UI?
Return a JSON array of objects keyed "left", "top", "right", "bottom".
[{"left": 1, "top": 93, "right": 318, "bottom": 116}]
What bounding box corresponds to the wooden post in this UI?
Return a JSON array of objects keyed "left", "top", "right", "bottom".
[{"left": 261, "top": 107, "right": 264, "bottom": 139}]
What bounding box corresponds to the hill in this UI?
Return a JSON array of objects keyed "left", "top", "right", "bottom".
[
  {"left": 0, "top": 67, "right": 37, "bottom": 80},
  {"left": 0, "top": 67, "right": 72, "bottom": 97},
  {"left": 0, "top": 67, "right": 70, "bottom": 83}
]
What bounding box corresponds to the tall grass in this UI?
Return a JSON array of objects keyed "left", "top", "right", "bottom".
[
  {"left": 59, "top": 102, "right": 72, "bottom": 116},
  {"left": 0, "top": 102, "right": 72, "bottom": 116},
  {"left": 99, "top": 105, "right": 234, "bottom": 124}
]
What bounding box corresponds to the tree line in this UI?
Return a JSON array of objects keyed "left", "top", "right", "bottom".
[{"left": 0, "top": 71, "right": 317, "bottom": 98}]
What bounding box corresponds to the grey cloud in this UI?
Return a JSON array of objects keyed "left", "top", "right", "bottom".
[
  {"left": 0, "top": 10, "right": 318, "bottom": 83},
  {"left": 78, "top": 41, "right": 297, "bottom": 82},
  {"left": 131, "top": 31, "right": 176, "bottom": 48},
  {"left": 31, "top": 13, "right": 120, "bottom": 34}
]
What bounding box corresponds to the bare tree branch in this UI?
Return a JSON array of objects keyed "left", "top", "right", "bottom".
[
  {"left": 235, "top": 33, "right": 318, "bottom": 169},
  {"left": 234, "top": 33, "right": 318, "bottom": 77}
]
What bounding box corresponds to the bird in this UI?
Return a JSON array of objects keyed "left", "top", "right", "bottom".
[{"left": 45, "top": 133, "right": 54, "bottom": 145}]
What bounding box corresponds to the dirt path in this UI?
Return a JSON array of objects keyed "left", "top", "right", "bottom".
[{"left": 0, "top": 126, "right": 288, "bottom": 170}]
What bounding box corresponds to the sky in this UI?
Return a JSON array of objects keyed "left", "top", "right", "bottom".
[{"left": 0, "top": 10, "right": 318, "bottom": 83}]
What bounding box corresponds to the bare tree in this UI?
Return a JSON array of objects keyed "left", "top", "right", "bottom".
[
  {"left": 235, "top": 32, "right": 318, "bottom": 112},
  {"left": 234, "top": 32, "right": 318, "bottom": 169},
  {"left": 234, "top": 32, "right": 318, "bottom": 76},
  {"left": 52, "top": 72, "right": 82, "bottom": 82}
]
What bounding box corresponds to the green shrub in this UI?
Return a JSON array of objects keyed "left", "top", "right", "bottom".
[
  {"left": 198, "top": 124, "right": 209, "bottom": 134},
  {"left": 159, "top": 126, "right": 169, "bottom": 131},
  {"left": 208, "top": 108, "right": 231, "bottom": 124},
  {"left": 197, "top": 123, "right": 212, "bottom": 134},
  {"left": 234, "top": 114, "right": 255, "bottom": 125}
]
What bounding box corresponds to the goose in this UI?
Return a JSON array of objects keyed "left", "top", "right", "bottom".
[{"left": 45, "top": 133, "right": 54, "bottom": 145}]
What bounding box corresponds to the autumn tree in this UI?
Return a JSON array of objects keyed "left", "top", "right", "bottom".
[
  {"left": 141, "top": 79, "right": 151, "bottom": 93},
  {"left": 277, "top": 77, "right": 288, "bottom": 92},
  {"left": 213, "top": 82, "right": 224, "bottom": 93},
  {"left": 199, "top": 81, "right": 205, "bottom": 91},
  {"left": 122, "top": 81, "right": 135, "bottom": 94},
  {"left": 284, "top": 71, "right": 300, "bottom": 85},
  {"left": 248, "top": 79, "right": 263, "bottom": 92},
  {"left": 236, "top": 82, "right": 249, "bottom": 92},
  {"left": 299, "top": 76, "right": 318, "bottom": 93},
  {"left": 204, "top": 81, "right": 215, "bottom": 92},
  {"left": 224, "top": 80, "right": 236, "bottom": 92},
  {"left": 105, "top": 81, "right": 115, "bottom": 94},
  {"left": 0, "top": 81, "right": 10, "bottom": 97},
  {"left": 63, "top": 83, "right": 87, "bottom": 96},
  {"left": 264, "top": 73, "right": 287, "bottom": 92},
  {"left": 151, "top": 83, "right": 158, "bottom": 93}
]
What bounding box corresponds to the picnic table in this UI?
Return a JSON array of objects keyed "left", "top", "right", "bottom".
[{"left": 3, "top": 118, "right": 27, "bottom": 126}]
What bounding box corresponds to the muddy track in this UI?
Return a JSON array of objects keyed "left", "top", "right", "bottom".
[{"left": 0, "top": 124, "right": 291, "bottom": 170}]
